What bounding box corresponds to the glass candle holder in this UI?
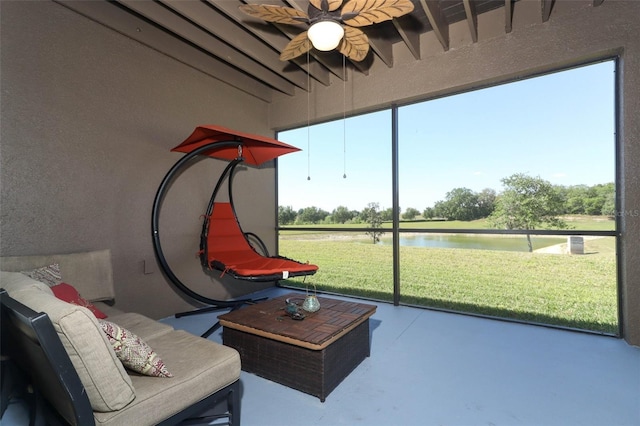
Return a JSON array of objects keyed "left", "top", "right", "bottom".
[{"left": 302, "top": 294, "right": 321, "bottom": 312}]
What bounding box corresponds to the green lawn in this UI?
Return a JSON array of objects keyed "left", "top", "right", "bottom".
[
  {"left": 281, "top": 214, "right": 616, "bottom": 231},
  {"left": 279, "top": 235, "right": 618, "bottom": 334},
  {"left": 398, "top": 215, "right": 616, "bottom": 231}
]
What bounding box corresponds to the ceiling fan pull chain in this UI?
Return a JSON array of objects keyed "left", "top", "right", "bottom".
[
  {"left": 343, "top": 54, "right": 347, "bottom": 179},
  {"left": 307, "top": 49, "right": 311, "bottom": 181}
]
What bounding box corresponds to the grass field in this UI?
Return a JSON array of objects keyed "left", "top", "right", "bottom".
[
  {"left": 279, "top": 225, "right": 618, "bottom": 334},
  {"left": 281, "top": 214, "right": 617, "bottom": 232},
  {"left": 397, "top": 215, "right": 616, "bottom": 231}
]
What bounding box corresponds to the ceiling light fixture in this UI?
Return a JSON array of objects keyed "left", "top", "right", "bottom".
[
  {"left": 307, "top": 20, "right": 344, "bottom": 51},
  {"left": 240, "top": 0, "right": 414, "bottom": 62}
]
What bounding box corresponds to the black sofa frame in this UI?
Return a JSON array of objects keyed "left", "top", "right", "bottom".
[{"left": 0, "top": 289, "right": 240, "bottom": 425}]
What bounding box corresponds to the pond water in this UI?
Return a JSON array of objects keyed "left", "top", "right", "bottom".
[{"left": 379, "top": 234, "right": 565, "bottom": 252}]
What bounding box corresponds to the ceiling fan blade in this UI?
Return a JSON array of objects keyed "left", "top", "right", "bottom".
[
  {"left": 239, "top": 4, "right": 309, "bottom": 26},
  {"left": 338, "top": 26, "right": 369, "bottom": 61},
  {"left": 309, "top": 0, "right": 344, "bottom": 12},
  {"left": 341, "top": 0, "right": 415, "bottom": 27},
  {"left": 280, "top": 31, "right": 313, "bottom": 61}
]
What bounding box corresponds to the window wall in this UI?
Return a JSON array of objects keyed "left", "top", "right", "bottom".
[
  {"left": 277, "top": 60, "right": 618, "bottom": 334},
  {"left": 277, "top": 110, "right": 394, "bottom": 300},
  {"left": 277, "top": 110, "right": 392, "bottom": 217}
]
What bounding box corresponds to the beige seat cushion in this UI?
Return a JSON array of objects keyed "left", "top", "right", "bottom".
[
  {"left": 93, "top": 330, "right": 241, "bottom": 426},
  {"left": 93, "top": 301, "right": 126, "bottom": 318},
  {"left": 0, "top": 270, "right": 53, "bottom": 295},
  {"left": 105, "top": 312, "right": 175, "bottom": 341},
  {"left": 3, "top": 275, "right": 136, "bottom": 412}
]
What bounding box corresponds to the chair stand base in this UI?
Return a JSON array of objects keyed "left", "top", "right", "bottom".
[
  {"left": 175, "top": 305, "right": 230, "bottom": 318},
  {"left": 174, "top": 297, "right": 269, "bottom": 338}
]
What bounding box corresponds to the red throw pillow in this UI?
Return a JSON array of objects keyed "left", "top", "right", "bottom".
[{"left": 51, "top": 282, "right": 108, "bottom": 319}]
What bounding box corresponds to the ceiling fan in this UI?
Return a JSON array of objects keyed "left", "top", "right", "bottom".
[{"left": 239, "top": 0, "right": 415, "bottom": 62}]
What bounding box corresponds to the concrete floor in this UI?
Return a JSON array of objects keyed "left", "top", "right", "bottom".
[
  {"left": 3, "top": 287, "right": 639, "bottom": 425},
  {"left": 162, "top": 288, "right": 640, "bottom": 426}
]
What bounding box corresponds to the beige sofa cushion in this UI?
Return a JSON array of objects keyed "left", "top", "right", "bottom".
[
  {"left": 0, "top": 270, "right": 53, "bottom": 295},
  {"left": 93, "top": 330, "right": 241, "bottom": 426},
  {"left": 93, "top": 301, "right": 126, "bottom": 318},
  {"left": 0, "top": 249, "right": 115, "bottom": 302},
  {"left": 2, "top": 274, "right": 136, "bottom": 412},
  {"left": 104, "top": 311, "right": 174, "bottom": 341}
]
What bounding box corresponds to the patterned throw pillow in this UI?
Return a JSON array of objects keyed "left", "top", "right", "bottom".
[
  {"left": 21, "top": 263, "right": 62, "bottom": 287},
  {"left": 51, "top": 282, "right": 108, "bottom": 319},
  {"left": 99, "top": 320, "right": 173, "bottom": 378}
]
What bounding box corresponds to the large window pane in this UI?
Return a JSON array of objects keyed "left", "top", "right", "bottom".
[
  {"left": 277, "top": 110, "right": 393, "bottom": 298},
  {"left": 276, "top": 61, "right": 618, "bottom": 334},
  {"left": 397, "top": 61, "right": 617, "bottom": 333},
  {"left": 278, "top": 110, "right": 392, "bottom": 218},
  {"left": 399, "top": 62, "right": 615, "bottom": 229},
  {"left": 279, "top": 234, "right": 394, "bottom": 301}
]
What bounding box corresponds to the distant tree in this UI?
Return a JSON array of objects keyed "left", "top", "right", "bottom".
[
  {"left": 332, "top": 205, "right": 354, "bottom": 224},
  {"left": 477, "top": 188, "right": 497, "bottom": 217},
  {"left": 489, "top": 173, "right": 568, "bottom": 252},
  {"left": 595, "top": 182, "right": 615, "bottom": 201},
  {"left": 601, "top": 189, "right": 616, "bottom": 216},
  {"left": 584, "top": 197, "right": 604, "bottom": 215},
  {"left": 402, "top": 207, "right": 420, "bottom": 220},
  {"left": 432, "top": 200, "right": 448, "bottom": 219},
  {"left": 441, "top": 187, "right": 482, "bottom": 221},
  {"left": 423, "top": 207, "right": 435, "bottom": 219},
  {"left": 558, "top": 182, "right": 614, "bottom": 215},
  {"left": 296, "top": 206, "right": 329, "bottom": 224},
  {"left": 589, "top": 182, "right": 615, "bottom": 215},
  {"left": 278, "top": 205, "right": 297, "bottom": 225},
  {"left": 380, "top": 207, "right": 394, "bottom": 222},
  {"left": 561, "top": 184, "right": 588, "bottom": 214},
  {"left": 361, "top": 202, "right": 384, "bottom": 244}
]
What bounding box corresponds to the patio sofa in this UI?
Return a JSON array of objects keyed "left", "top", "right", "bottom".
[{"left": 0, "top": 249, "right": 241, "bottom": 425}]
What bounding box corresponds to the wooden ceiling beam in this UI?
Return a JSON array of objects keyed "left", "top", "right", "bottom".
[
  {"left": 116, "top": 0, "right": 296, "bottom": 95},
  {"left": 419, "top": 0, "right": 449, "bottom": 51},
  {"left": 208, "top": 0, "right": 331, "bottom": 87},
  {"left": 463, "top": 0, "right": 478, "bottom": 43},
  {"left": 161, "top": 0, "right": 310, "bottom": 91},
  {"left": 394, "top": 17, "right": 421, "bottom": 60},
  {"left": 367, "top": 35, "right": 394, "bottom": 68},
  {"left": 505, "top": 0, "right": 513, "bottom": 33},
  {"left": 541, "top": 0, "right": 554, "bottom": 22},
  {"left": 53, "top": 0, "right": 272, "bottom": 102}
]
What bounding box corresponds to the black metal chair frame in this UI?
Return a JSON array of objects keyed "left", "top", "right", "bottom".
[
  {"left": 152, "top": 141, "right": 268, "bottom": 338},
  {"left": 153, "top": 141, "right": 317, "bottom": 337},
  {"left": 0, "top": 289, "right": 241, "bottom": 426}
]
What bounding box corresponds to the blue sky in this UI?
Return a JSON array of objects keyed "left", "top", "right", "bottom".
[{"left": 277, "top": 60, "right": 615, "bottom": 213}]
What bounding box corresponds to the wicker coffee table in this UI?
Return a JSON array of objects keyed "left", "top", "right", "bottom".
[{"left": 218, "top": 293, "right": 376, "bottom": 402}]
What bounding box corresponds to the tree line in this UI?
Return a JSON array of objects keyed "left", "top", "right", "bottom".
[{"left": 279, "top": 173, "right": 615, "bottom": 226}]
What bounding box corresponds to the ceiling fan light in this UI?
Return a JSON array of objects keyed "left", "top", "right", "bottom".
[{"left": 308, "top": 20, "right": 344, "bottom": 51}]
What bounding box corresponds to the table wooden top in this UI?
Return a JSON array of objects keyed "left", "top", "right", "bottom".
[{"left": 219, "top": 293, "right": 377, "bottom": 350}]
